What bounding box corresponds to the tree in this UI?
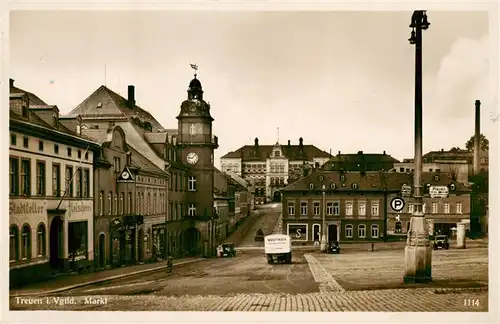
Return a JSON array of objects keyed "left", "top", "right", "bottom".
[{"left": 465, "top": 134, "right": 489, "bottom": 151}]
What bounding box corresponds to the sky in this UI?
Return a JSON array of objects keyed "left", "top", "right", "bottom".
[{"left": 9, "top": 10, "right": 493, "bottom": 167}]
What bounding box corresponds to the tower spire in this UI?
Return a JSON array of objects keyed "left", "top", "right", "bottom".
[{"left": 277, "top": 126, "right": 280, "bottom": 144}]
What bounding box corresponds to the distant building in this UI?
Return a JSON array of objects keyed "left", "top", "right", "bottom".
[
  {"left": 322, "top": 151, "right": 399, "bottom": 172},
  {"left": 280, "top": 170, "right": 470, "bottom": 243},
  {"left": 220, "top": 137, "right": 331, "bottom": 204},
  {"left": 9, "top": 79, "right": 101, "bottom": 286},
  {"left": 392, "top": 148, "right": 489, "bottom": 184}
]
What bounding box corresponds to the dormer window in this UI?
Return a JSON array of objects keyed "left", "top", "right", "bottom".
[
  {"left": 352, "top": 183, "right": 358, "bottom": 189},
  {"left": 318, "top": 175, "right": 324, "bottom": 181},
  {"left": 434, "top": 175, "right": 440, "bottom": 181},
  {"left": 450, "top": 183, "right": 456, "bottom": 191},
  {"left": 340, "top": 175, "right": 346, "bottom": 182},
  {"left": 22, "top": 106, "right": 29, "bottom": 118},
  {"left": 275, "top": 151, "right": 281, "bottom": 157},
  {"left": 309, "top": 183, "right": 315, "bottom": 190},
  {"left": 330, "top": 183, "right": 336, "bottom": 189}
]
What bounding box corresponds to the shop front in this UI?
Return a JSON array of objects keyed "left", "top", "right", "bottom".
[
  {"left": 152, "top": 224, "right": 167, "bottom": 260},
  {"left": 65, "top": 200, "right": 94, "bottom": 272}
]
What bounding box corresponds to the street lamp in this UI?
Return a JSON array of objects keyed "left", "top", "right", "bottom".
[
  {"left": 320, "top": 184, "right": 327, "bottom": 252},
  {"left": 404, "top": 10, "right": 432, "bottom": 284}
]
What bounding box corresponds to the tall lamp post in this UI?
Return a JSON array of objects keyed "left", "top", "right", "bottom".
[
  {"left": 404, "top": 10, "right": 432, "bottom": 284},
  {"left": 320, "top": 184, "right": 327, "bottom": 251}
]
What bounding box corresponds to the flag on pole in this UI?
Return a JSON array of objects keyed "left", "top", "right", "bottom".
[{"left": 190, "top": 64, "right": 198, "bottom": 71}]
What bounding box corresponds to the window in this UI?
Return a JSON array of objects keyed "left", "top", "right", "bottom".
[
  {"left": 52, "top": 164, "right": 61, "bottom": 196},
  {"left": 333, "top": 202, "right": 340, "bottom": 215},
  {"left": 120, "top": 193, "right": 124, "bottom": 215},
  {"left": 68, "top": 221, "right": 88, "bottom": 262},
  {"left": 180, "top": 172, "right": 184, "bottom": 191},
  {"left": 352, "top": 183, "right": 358, "bottom": 189},
  {"left": 399, "top": 167, "right": 404, "bottom": 172},
  {"left": 431, "top": 202, "right": 438, "bottom": 214},
  {"left": 21, "top": 159, "right": 31, "bottom": 195},
  {"left": 9, "top": 157, "right": 19, "bottom": 195},
  {"left": 23, "top": 137, "right": 29, "bottom": 148},
  {"left": 153, "top": 194, "right": 157, "bottom": 214},
  {"left": 326, "top": 202, "right": 334, "bottom": 215},
  {"left": 444, "top": 203, "right": 450, "bottom": 214},
  {"left": 371, "top": 225, "right": 379, "bottom": 238},
  {"left": 67, "top": 147, "right": 72, "bottom": 157},
  {"left": 114, "top": 193, "right": 118, "bottom": 215},
  {"left": 309, "top": 183, "right": 314, "bottom": 189},
  {"left": 85, "top": 152, "right": 89, "bottom": 160},
  {"left": 174, "top": 172, "right": 178, "bottom": 190},
  {"left": 345, "top": 225, "right": 353, "bottom": 238},
  {"left": 358, "top": 201, "right": 366, "bottom": 216},
  {"left": 11, "top": 134, "right": 17, "bottom": 146},
  {"left": 146, "top": 193, "right": 150, "bottom": 214},
  {"left": 395, "top": 221, "right": 402, "bottom": 233},
  {"left": 456, "top": 203, "right": 463, "bottom": 214},
  {"left": 99, "top": 191, "right": 104, "bottom": 215},
  {"left": 128, "top": 192, "right": 132, "bottom": 214},
  {"left": 21, "top": 225, "right": 31, "bottom": 260},
  {"left": 188, "top": 204, "right": 196, "bottom": 216},
  {"left": 312, "top": 201, "right": 320, "bottom": 215},
  {"left": 35, "top": 161, "right": 46, "bottom": 196},
  {"left": 408, "top": 204, "right": 414, "bottom": 214},
  {"left": 340, "top": 175, "right": 346, "bottom": 182},
  {"left": 37, "top": 223, "right": 46, "bottom": 257},
  {"left": 38, "top": 140, "right": 44, "bottom": 152},
  {"left": 78, "top": 150, "right": 81, "bottom": 159},
  {"left": 300, "top": 202, "right": 308, "bottom": 216},
  {"left": 65, "top": 166, "right": 73, "bottom": 197},
  {"left": 287, "top": 201, "right": 295, "bottom": 216},
  {"left": 75, "top": 168, "right": 82, "bottom": 197},
  {"left": 371, "top": 201, "right": 379, "bottom": 216},
  {"left": 83, "top": 169, "right": 89, "bottom": 197},
  {"left": 358, "top": 224, "right": 366, "bottom": 238},
  {"left": 179, "top": 202, "right": 183, "bottom": 218},
  {"left": 10, "top": 225, "right": 19, "bottom": 262},
  {"left": 189, "top": 123, "right": 196, "bottom": 135},
  {"left": 108, "top": 192, "right": 112, "bottom": 215},
  {"left": 188, "top": 176, "right": 197, "bottom": 191},
  {"left": 136, "top": 194, "right": 140, "bottom": 215},
  {"left": 54, "top": 144, "right": 59, "bottom": 154},
  {"left": 114, "top": 157, "right": 121, "bottom": 172},
  {"left": 345, "top": 201, "right": 353, "bottom": 216}
]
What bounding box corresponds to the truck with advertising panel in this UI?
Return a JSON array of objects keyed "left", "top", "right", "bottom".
[{"left": 264, "top": 234, "right": 292, "bottom": 264}]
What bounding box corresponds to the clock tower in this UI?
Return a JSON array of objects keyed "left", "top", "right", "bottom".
[{"left": 177, "top": 71, "right": 219, "bottom": 238}]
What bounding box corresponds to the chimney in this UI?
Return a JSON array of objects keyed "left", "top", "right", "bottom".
[
  {"left": 10, "top": 79, "right": 14, "bottom": 87},
  {"left": 358, "top": 151, "right": 363, "bottom": 155},
  {"left": 254, "top": 137, "right": 259, "bottom": 146},
  {"left": 383, "top": 150, "right": 386, "bottom": 155},
  {"left": 299, "top": 137, "right": 303, "bottom": 146},
  {"left": 338, "top": 151, "right": 341, "bottom": 155},
  {"left": 288, "top": 140, "right": 290, "bottom": 146},
  {"left": 128, "top": 85, "right": 135, "bottom": 106},
  {"left": 474, "top": 100, "right": 481, "bottom": 175}
]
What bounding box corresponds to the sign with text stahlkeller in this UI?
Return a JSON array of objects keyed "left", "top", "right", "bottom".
[{"left": 287, "top": 224, "right": 308, "bottom": 241}]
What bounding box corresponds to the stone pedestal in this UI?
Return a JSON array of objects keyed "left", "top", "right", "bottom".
[
  {"left": 320, "top": 234, "right": 326, "bottom": 252},
  {"left": 404, "top": 215, "right": 432, "bottom": 283},
  {"left": 456, "top": 223, "right": 466, "bottom": 249}
]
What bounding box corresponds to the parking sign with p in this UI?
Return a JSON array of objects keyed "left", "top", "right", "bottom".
[{"left": 391, "top": 197, "right": 405, "bottom": 212}]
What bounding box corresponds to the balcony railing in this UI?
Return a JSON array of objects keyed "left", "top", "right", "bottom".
[{"left": 179, "top": 134, "right": 218, "bottom": 145}]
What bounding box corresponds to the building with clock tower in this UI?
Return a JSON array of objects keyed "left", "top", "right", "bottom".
[{"left": 176, "top": 73, "right": 219, "bottom": 256}]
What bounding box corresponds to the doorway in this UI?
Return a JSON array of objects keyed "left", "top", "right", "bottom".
[
  {"left": 272, "top": 191, "right": 281, "bottom": 202},
  {"left": 312, "top": 224, "right": 321, "bottom": 243},
  {"left": 328, "top": 224, "right": 338, "bottom": 242},
  {"left": 49, "top": 216, "right": 63, "bottom": 269},
  {"left": 138, "top": 228, "right": 144, "bottom": 262},
  {"left": 98, "top": 233, "right": 105, "bottom": 268}
]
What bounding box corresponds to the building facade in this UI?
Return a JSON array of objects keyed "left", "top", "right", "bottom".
[
  {"left": 280, "top": 170, "right": 469, "bottom": 243},
  {"left": 221, "top": 138, "right": 331, "bottom": 204},
  {"left": 9, "top": 79, "right": 100, "bottom": 286},
  {"left": 69, "top": 73, "right": 219, "bottom": 257}
]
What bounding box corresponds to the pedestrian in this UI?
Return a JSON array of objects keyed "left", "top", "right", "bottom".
[{"left": 167, "top": 256, "right": 173, "bottom": 273}]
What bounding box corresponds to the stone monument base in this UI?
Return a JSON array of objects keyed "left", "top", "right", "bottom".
[{"left": 403, "top": 244, "right": 433, "bottom": 283}]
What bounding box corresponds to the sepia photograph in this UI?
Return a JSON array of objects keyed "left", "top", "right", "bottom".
[{"left": 3, "top": 3, "right": 497, "bottom": 322}]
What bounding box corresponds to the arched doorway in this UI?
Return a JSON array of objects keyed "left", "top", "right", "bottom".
[
  {"left": 183, "top": 227, "right": 201, "bottom": 256},
  {"left": 272, "top": 191, "right": 281, "bottom": 202},
  {"left": 138, "top": 228, "right": 144, "bottom": 262},
  {"left": 312, "top": 224, "right": 320, "bottom": 243},
  {"left": 49, "top": 216, "right": 63, "bottom": 269},
  {"left": 98, "top": 233, "right": 106, "bottom": 268}
]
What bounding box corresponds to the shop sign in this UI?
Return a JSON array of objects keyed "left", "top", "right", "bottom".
[
  {"left": 68, "top": 200, "right": 93, "bottom": 217},
  {"left": 429, "top": 186, "right": 449, "bottom": 198},
  {"left": 287, "top": 224, "right": 308, "bottom": 241},
  {"left": 9, "top": 200, "right": 46, "bottom": 216}
]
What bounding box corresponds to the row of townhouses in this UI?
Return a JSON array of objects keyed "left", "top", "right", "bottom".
[
  {"left": 280, "top": 170, "right": 471, "bottom": 243},
  {"left": 9, "top": 77, "right": 254, "bottom": 287}
]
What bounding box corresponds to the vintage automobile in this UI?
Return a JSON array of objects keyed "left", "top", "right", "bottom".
[
  {"left": 217, "top": 243, "right": 236, "bottom": 257},
  {"left": 432, "top": 235, "right": 450, "bottom": 250},
  {"left": 254, "top": 229, "right": 265, "bottom": 242},
  {"left": 325, "top": 241, "right": 340, "bottom": 254}
]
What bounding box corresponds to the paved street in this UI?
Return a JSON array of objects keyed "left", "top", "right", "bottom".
[{"left": 236, "top": 204, "right": 281, "bottom": 247}]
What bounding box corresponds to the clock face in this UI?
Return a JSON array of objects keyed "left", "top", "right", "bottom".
[
  {"left": 121, "top": 172, "right": 130, "bottom": 180},
  {"left": 187, "top": 152, "right": 199, "bottom": 165}
]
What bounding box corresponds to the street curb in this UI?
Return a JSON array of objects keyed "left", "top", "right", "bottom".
[{"left": 10, "top": 258, "right": 205, "bottom": 298}]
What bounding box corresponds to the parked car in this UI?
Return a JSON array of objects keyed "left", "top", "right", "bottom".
[
  {"left": 325, "top": 241, "right": 340, "bottom": 254},
  {"left": 255, "top": 229, "right": 265, "bottom": 241},
  {"left": 432, "top": 235, "right": 450, "bottom": 250},
  {"left": 217, "top": 243, "right": 236, "bottom": 257}
]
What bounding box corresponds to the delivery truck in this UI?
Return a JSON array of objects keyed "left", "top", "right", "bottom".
[{"left": 264, "top": 234, "right": 292, "bottom": 264}]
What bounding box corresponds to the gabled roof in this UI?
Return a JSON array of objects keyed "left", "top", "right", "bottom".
[
  {"left": 322, "top": 151, "right": 399, "bottom": 171},
  {"left": 281, "top": 170, "right": 470, "bottom": 193},
  {"left": 221, "top": 144, "right": 331, "bottom": 161},
  {"left": 10, "top": 80, "right": 48, "bottom": 106},
  {"left": 68, "top": 85, "right": 164, "bottom": 132},
  {"left": 423, "top": 149, "right": 472, "bottom": 162},
  {"left": 128, "top": 145, "right": 167, "bottom": 177}
]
